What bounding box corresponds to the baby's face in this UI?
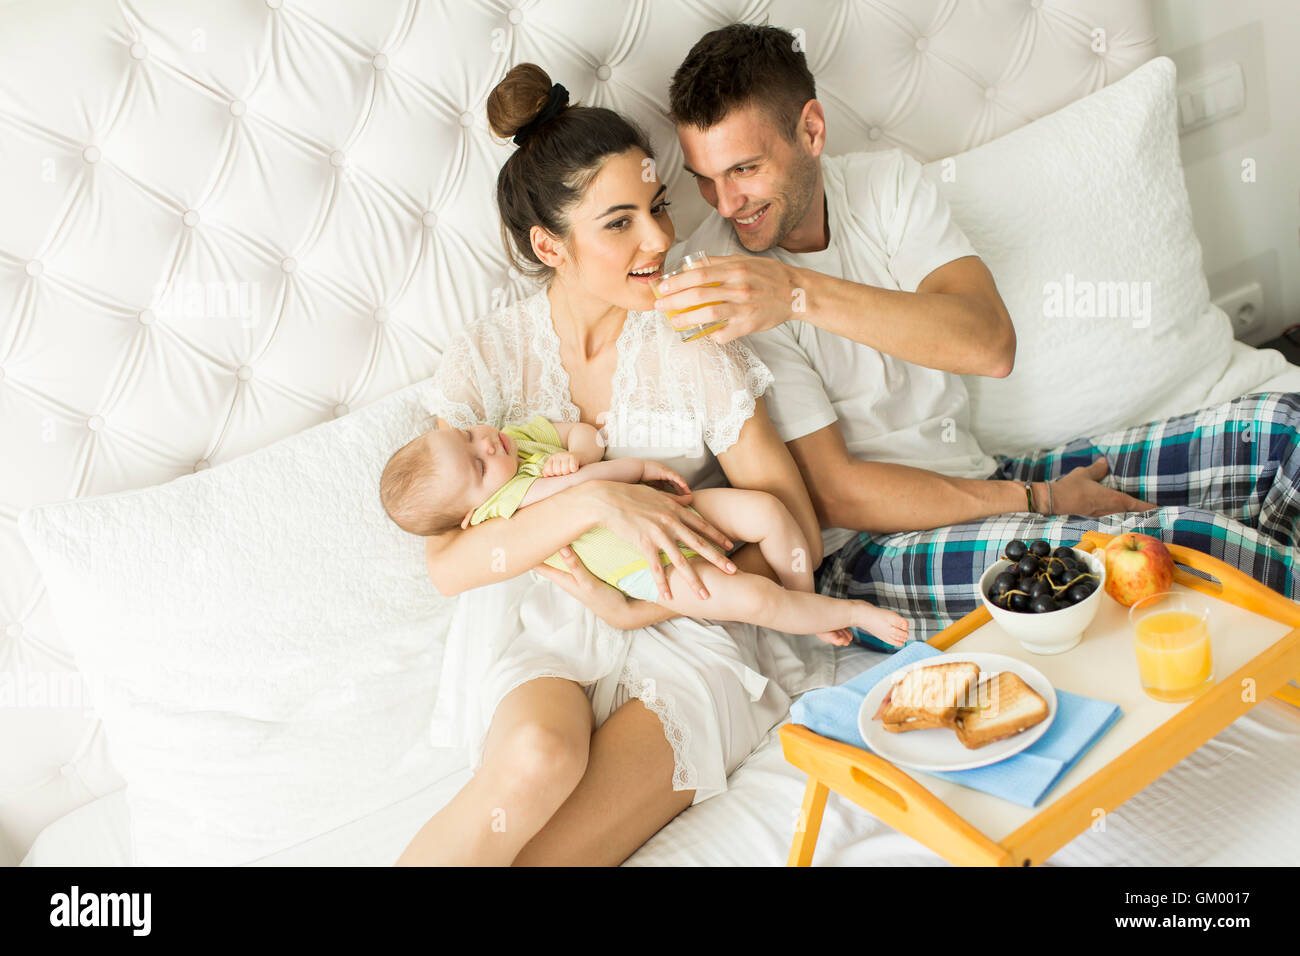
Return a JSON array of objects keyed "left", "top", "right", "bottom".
[{"left": 426, "top": 424, "right": 519, "bottom": 513}]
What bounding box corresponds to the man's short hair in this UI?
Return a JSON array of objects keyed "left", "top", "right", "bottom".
[{"left": 669, "top": 23, "right": 817, "bottom": 139}]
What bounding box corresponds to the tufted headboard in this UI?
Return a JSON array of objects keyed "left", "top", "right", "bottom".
[{"left": 0, "top": 0, "right": 1156, "bottom": 862}]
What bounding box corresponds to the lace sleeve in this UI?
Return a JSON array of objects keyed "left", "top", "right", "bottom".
[
  {"left": 690, "top": 335, "right": 775, "bottom": 456},
  {"left": 427, "top": 330, "right": 504, "bottom": 429}
]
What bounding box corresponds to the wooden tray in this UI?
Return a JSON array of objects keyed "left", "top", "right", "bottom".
[{"left": 780, "top": 531, "right": 1300, "bottom": 866}]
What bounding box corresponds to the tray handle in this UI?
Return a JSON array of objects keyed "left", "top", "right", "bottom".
[
  {"left": 780, "top": 724, "right": 1011, "bottom": 866},
  {"left": 1077, "top": 531, "right": 1300, "bottom": 627}
]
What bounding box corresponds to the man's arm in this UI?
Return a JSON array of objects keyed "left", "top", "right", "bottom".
[
  {"left": 655, "top": 254, "right": 1015, "bottom": 377},
  {"left": 787, "top": 422, "right": 1156, "bottom": 533},
  {"left": 799, "top": 255, "right": 1016, "bottom": 377}
]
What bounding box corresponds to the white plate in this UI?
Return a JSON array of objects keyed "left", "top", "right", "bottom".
[{"left": 856, "top": 652, "right": 1058, "bottom": 772}]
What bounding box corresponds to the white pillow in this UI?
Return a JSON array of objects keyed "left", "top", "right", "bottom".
[
  {"left": 18, "top": 377, "right": 463, "bottom": 865},
  {"left": 929, "top": 57, "right": 1290, "bottom": 455}
]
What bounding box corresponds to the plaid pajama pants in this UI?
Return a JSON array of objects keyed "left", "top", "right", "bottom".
[{"left": 814, "top": 391, "right": 1300, "bottom": 650}]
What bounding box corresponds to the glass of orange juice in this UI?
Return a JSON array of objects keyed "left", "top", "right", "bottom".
[
  {"left": 1129, "top": 592, "right": 1214, "bottom": 702},
  {"left": 651, "top": 251, "right": 727, "bottom": 342}
]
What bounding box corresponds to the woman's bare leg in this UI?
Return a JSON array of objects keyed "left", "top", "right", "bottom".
[
  {"left": 396, "top": 677, "right": 594, "bottom": 866},
  {"left": 512, "top": 697, "right": 694, "bottom": 866}
]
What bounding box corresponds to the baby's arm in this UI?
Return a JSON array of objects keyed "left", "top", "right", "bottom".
[
  {"left": 544, "top": 421, "right": 604, "bottom": 476},
  {"left": 550, "top": 421, "right": 604, "bottom": 465},
  {"left": 520, "top": 458, "right": 688, "bottom": 509}
]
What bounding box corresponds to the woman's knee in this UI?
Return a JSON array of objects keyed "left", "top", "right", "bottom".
[{"left": 494, "top": 719, "right": 590, "bottom": 795}]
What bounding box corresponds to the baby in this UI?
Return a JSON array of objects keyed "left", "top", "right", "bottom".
[{"left": 380, "top": 414, "right": 908, "bottom": 647}]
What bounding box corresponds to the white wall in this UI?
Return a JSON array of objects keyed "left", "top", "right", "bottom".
[{"left": 1151, "top": 0, "right": 1300, "bottom": 344}]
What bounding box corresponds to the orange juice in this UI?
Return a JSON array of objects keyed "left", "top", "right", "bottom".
[
  {"left": 652, "top": 251, "right": 729, "bottom": 342},
  {"left": 1130, "top": 597, "right": 1213, "bottom": 702}
]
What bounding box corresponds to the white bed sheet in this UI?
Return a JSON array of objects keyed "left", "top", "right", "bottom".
[{"left": 22, "top": 646, "right": 1300, "bottom": 866}]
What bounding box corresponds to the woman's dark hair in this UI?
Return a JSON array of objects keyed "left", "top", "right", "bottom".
[
  {"left": 669, "top": 23, "right": 816, "bottom": 140},
  {"left": 487, "top": 63, "right": 654, "bottom": 281}
]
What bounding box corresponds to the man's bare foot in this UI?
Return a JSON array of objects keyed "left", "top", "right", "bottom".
[
  {"left": 850, "top": 603, "right": 909, "bottom": 647},
  {"left": 816, "top": 628, "right": 854, "bottom": 646}
]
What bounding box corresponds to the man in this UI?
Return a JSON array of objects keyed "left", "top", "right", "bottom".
[{"left": 660, "top": 23, "right": 1300, "bottom": 646}]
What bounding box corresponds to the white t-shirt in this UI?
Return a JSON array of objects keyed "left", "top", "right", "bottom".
[{"left": 685, "top": 149, "right": 998, "bottom": 556}]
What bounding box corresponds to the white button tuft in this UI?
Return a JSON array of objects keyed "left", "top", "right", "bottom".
[
  {"left": 372, "top": 53, "right": 388, "bottom": 71},
  {"left": 1031, "top": 0, "right": 1043, "bottom": 8},
  {"left": 595, "top": 64, "right": 612, "bottom": 81},
  {"left": 333, "top": 403, "right": 349, "bottom": 418},
  {"left": 236, "top": 365, "right": 253, "bottom": 381},
  {"left": 194, "top": 459, "right": 211, "bottom": 472},
  {"left": 230, "top": 99, "right": 247, "bottom": 117},
  {"left": 25, "top": 260, "right": 43, "bottom": 277},
  {"left": 129, "top": 41, "right": 148, "bottom": 60},
  {"left": 6, "top": 622, "right": 21, "bottom": 638},
  {"left": 329, "top": 150, "right": 346, "bottom": 167},
  {"left": 458, "top": 111, "right": 474, "bottom": 128},
  {"left": 82, "top": 145, "right": 101, "bottom": 164},
  {"left": 138, "top": 309, "right": 156, "bottom": 326},
  {"left": 60, "top": 762, "right": 77, "bottom": 777},
  {"left": 867, "top": 126, "right": 882, "bottom": 140},
  {"left": 507, "top": 8, "right": 523, "bottom": 25},
  {"left": 87, "top": 415, "right": 104, "bottom": 431},
  {"left": 182, "top": 209, "right": 200, "bottom": 227},
  {"left": 508, "top": 266, "right": 522, "bottom": 281},
  {"left": 281, "top": 257, "right": 297, "bottom": 274},
  {"left": 266, "top": 0, "right": 282, "bottom": 8},
  {"left": 422, "top": 210, "right": 437, "bottom": 227},
  {"left": 373, "top": 306, "right": 389, "bottom": 323},
  {"left": 915, "top": 37, "right": 929, "bottom": 51},
  {"left": 985, "top": 86, "right": 998, "bottom": 100}
]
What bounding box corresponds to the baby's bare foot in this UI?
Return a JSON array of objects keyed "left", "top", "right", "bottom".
[
  {"left": 851, "top": 603, "right": 909, "bottom": 647},
  {"left": 816, "top": 628, "right": 854, "bottom": 647}
]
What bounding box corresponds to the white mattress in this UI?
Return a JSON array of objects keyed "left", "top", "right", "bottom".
[{"left": 23, "top": 647, "right": 1300, "bottom": 866}]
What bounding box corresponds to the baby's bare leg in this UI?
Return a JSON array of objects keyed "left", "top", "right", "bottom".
[
  {"left": 657, "top": 558, "right": 908, "bottom": 646},
  {"left": 688, "top": 488, "right": 814, "bottom": 593}
]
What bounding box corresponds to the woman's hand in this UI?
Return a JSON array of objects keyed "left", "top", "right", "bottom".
[
  {"left": 531, "top": 548, "right": 672, "bottom": 630},
  {"left": 585, "top": 480, "right": 736, "bottom": 603},
  {"left": 1049, "top": 457, "right": 1156, "bottom": 517}
]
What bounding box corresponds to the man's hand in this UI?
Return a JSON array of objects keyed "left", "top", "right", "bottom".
[
  {"left": 531, "top": 547, "right": 673, "bottom": 630},
  {"left": 1051, "top": 457, "right": 1156, "bottom": 517},
  {"left": 542, "top": 452, "right": 581, "bottom": 477},
  {"left": 652, "top": 254, "right": 804, "bottom": 345}
]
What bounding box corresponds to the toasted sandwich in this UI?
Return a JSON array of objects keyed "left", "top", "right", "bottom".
[
  {"left": 874, "top": 660, "right": 981, "bottom": 731},
  {"left": 954, "top": 671, "right": 1049, "bottom": 749}
]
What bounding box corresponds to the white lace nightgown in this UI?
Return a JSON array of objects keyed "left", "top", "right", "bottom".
[{"left": 426, "top": 289, "right": 834, "bottom": 804}]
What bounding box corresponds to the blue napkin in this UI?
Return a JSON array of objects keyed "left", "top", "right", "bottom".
[{"left": 790, "top": 643, "right": 1122, "bottom": 808}]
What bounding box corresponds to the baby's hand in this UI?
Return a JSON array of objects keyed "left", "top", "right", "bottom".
[
  {"left": 543, "top": 452, "right": 581, "bottom": 477},
  {"left": 641, "top": 460, "right": 691, "bottom": 497}
]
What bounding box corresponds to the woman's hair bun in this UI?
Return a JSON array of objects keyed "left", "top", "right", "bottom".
[{"left": 487, "top": 63, "right": 555, "bottom": 140}]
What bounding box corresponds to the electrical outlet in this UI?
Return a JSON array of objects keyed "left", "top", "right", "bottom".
[{"left": 1214, "top": 281, "right": 1264, "bottom": 337}]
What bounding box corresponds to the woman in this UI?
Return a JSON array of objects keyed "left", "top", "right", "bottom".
[{"left": 397, "top": 64, "right": 833, "bottom": 865}]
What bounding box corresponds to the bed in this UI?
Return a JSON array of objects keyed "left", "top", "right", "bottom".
[{"left": 6, "top": 0, "right": 1300, "bottom": 867}]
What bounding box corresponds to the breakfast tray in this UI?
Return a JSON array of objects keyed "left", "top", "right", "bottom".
[{"left": 780, "top": 531, "right": 1300, "bottom": 866}]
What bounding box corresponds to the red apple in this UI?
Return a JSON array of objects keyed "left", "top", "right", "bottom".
[{"left": 1103, "top": 533, "right": 1175, "bottom": 606}]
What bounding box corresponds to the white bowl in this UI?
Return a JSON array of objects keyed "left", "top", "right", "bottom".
[{"left": 978, "top": 547, "right": 1107, "bottom": 655}]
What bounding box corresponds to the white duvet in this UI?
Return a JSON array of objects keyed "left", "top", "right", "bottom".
[{"left": 24, "top": 646, "right": 1300, "bottom": 866}]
